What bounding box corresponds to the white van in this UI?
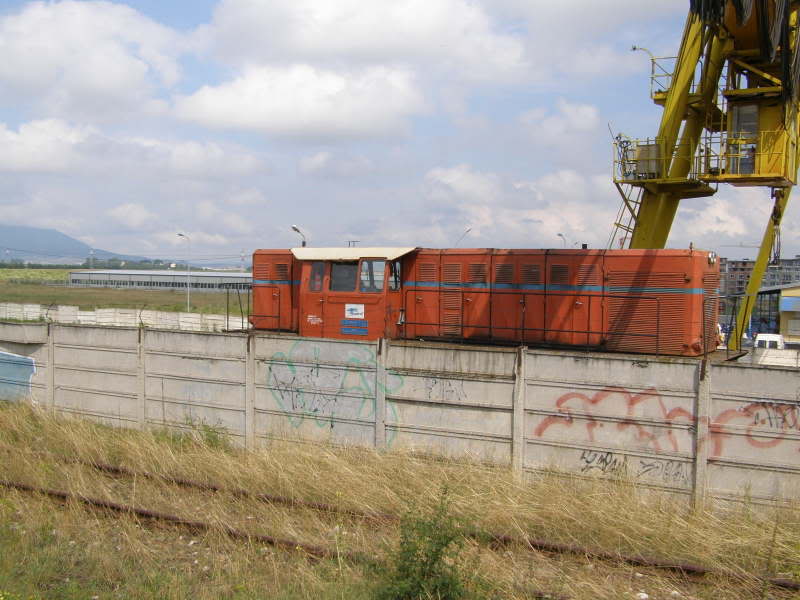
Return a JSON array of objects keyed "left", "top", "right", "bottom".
[{"left": 754, "top": 333, "right": 785, "bottom": 349}]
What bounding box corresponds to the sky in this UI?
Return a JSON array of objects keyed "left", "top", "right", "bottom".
[{"left": 0, "top": 0, "right": 793, "bottom": 264}]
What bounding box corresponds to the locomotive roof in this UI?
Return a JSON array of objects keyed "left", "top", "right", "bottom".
[{"left": 291, "top": 247, "right": 417, "bottom": 261}]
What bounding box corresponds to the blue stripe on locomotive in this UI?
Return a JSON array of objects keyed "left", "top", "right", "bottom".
[{"left": 403, "top": 281, "right": 706, "bottom": 294}]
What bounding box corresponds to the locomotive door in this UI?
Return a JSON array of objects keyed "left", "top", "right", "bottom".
[
  {"left": 408, "top": 259, "right": 440, "bottom": 338},
  {"left": 544, "top": 254, "right": 602, "bottom": 346},
  {"left": 463, "top": 258, "right": 490, "bottom": 339},
  {"left": 299, "top": 261, "right": 325, "bottom": 337},
  {"left": 251, "top": 257, "right": 282, "bottom": 329}
]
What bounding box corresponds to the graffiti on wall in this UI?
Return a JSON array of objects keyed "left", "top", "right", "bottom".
[
  {"left": 266, "top": 341, "right": 404, "bottom": 433},
  {"left": 709, "top": 401, "right": 800, "bottom": 456},
  {"left": 533, "top": 386, "right": 800, "bottom": 483},
  {"left": 0, "top": 350, "right": 36, "bottom": 403},
  {"left": 578, "top": 449, "right": 691, "bottom": 484},
  {"left": 533, "top": 387, "right": 693, "bottom": 453}
]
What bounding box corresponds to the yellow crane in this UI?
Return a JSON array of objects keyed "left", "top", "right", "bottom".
[{"left": 611, "top": 0, "right": 800, "bottom": 351}]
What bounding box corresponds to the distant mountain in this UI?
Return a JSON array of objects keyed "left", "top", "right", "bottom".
[{"left": 0, "top": 224, "right": 148, "bottom": 265}]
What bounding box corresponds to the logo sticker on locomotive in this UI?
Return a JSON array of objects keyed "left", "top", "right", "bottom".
[
  {"left": 306, "top": 314, "right": 323, "bottom": 325},
  {"left": 345, "top": 304, "right": 365, "bottom": 319}
]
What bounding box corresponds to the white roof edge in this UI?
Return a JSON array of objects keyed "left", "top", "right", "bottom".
[{"left": 290, "top": 247, "right": 417, "bottom": 261}]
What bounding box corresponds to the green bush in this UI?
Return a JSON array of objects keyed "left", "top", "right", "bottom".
[{"left": 375, "top": 487, "right": 469, "bottom": 600}]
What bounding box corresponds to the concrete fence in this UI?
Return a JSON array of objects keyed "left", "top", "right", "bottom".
[
  {"left": 0, "top": 302, "right": 247, "bottom": 332},
  {"left": 0, "top": 321, "right": 798, "bottom": 506}
]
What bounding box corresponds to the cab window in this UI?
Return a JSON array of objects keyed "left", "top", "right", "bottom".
[
  {"left": 359, "top": 260, "right": 385, "bottom": 293},
  {"left": 309, "top": 261, "right": 324, "bottom": 292},
  {"left": 388, "top": 260, "right": 401, "bottom": 291},
  {"left": 330, "top": 262, "right": 358, "bottom": 292}
]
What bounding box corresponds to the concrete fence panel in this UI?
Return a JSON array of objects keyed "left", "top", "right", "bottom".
[
  {"left": 51, "top": 325, "right": 140, "bottom": 426},
  {"left": 254, "top": 336, "right": 378, "bottom": 447},
  {"left": 143, "top": 330, "right": 247, "bottom": 441},
  {"left": 385, "top": 342, "right": 515, "bottom": 462},
  {"left": 0, "top": 334, "right": 47, "bottom": 406},
  {"left": 708, "top": 362, "right": 800, "bottom": 503},
  {"left": 0, "top": 322, "right": 798, "bottom": 505},
  {"left": 523, "top": 351, "right": 699, "bottom": 495}
]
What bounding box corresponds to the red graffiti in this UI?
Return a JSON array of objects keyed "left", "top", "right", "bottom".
[
  {"left": 533, "top": 387, "right": 693, "bottom": 453},
  {"left": 534, "top": 389, "right": 800, "bottom": 459},
  {"left": 709, "top": 402, "right": 800, "bottom": 457}
]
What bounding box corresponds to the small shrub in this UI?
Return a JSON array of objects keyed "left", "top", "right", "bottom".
[{"left": 374, "top": 487, "right": 469, "bottom": 600}]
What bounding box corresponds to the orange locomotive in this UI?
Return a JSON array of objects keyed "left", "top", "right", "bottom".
[{"left": 250, "top": 247, "right": 720, "bottom": 357}]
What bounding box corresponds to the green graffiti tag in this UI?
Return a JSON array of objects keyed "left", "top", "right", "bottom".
[{"left": 267, "top": 340, "right": 403, "bottom": 445}]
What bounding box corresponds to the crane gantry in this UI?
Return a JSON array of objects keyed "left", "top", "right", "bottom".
[{"left": 610, "top": 0, "right": 800, "bottom": 351}]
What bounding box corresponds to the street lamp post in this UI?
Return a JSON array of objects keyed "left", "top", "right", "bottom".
[
  {"left": 291, "top": 225, "right": 307, "bottom": 247},
  {"left": 454, "top": 227, "right": 472, "bottom": 247},
  {"left": 557, "top": 233, "right": 567, "bottom": 248},
  {"left": 177, "top": 233, "right": 191, "bottom": 312}
]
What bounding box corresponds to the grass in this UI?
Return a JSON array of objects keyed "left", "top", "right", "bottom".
[
  {"left": 0, "top": 269, "right": 71, "bottom": 283},
  {"left": 0, "top": 282, "right": 247, "bottom": 315},
  {"left": 0, "top": 403, "right": 798, "bottom": 599}
]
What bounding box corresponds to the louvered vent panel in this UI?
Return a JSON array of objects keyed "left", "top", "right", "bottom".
[
  {"left": 495, "top": 264, "right": 514, "bottom": 284},
  {"left": 254, "top": 263, "right": 270, "bottom": 279},
  {"left": 608, "top": 272, "right": 685, "bottom": 288},
  {"left": 442, "top": 291, "right": 461, "bottom": 310},
  {"left": 703, "top": 272, "right": 720, "bottom": 352},
  {"left": 443, "top": 263, "right": 462, "bottom": 286},
  {"left": 550, "top": 264, "right": 569, "bottom": 284},
  {"left": 521, "top": 264, "right": 541, "bottom": 285},
  {"left": 275, "top": 263, "right": 289, "bottom": 281},
  {"left": 441, "top": 311, "right": 462, "bottom": 337},
  {"left": 577, "top": 265, "right": 600, "bottom": 286},
  {"left": 606, "top": 271, "right": 688, "bottom": 354},
  {"left": 418, "top": 263, "right": 437, "bottom": 282},
  {"left": 469, "top": 263, "right": 487, "bottom": 284}
]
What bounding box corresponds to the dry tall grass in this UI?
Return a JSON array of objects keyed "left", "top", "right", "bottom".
[{"left": 0, "top": 403, "right": 797, "bottom": 599}]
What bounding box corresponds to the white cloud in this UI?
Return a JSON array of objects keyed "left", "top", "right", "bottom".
[
  {"left": 200, "top": 0, "right": 526, "bottom": 83},
  {"left": 0, "top": 119, "right": 262, "bottom": 177},
  {"left": 0, "top": 119, "right": 90, "bottom": 171},
  {"left": 0, "top": 1, "right": 183, "bottom": 120},
  {"left": 353, "top": 164, "right": 620, "bottom": 248},
  {"left": 486, "top": 0, "right": 684, "bottom": 82},
  {"left": 175, "top": 64, "right": 425, "bottom": 137},
  {"left": 226, "top": 188, "right": 266, "bottom": 206},
  {"left": 107, "top": 203, "right": 156, "bottom": 229},
  {"left": 153, "top": 230, "right": 230, "bottom": 247},
  {"left": 519, "top": 98, "right": 601, "bottom": 156},
  {"left": 299, "top": 151, "right": 373, "bottom": 177}
]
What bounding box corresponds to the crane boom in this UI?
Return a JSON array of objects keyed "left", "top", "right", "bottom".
[{"left": 612, "top": 0, "right": 800, "bottom": 351}]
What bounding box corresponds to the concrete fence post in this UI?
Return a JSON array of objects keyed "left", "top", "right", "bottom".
[
  {"left": 245, "top": 333, "right": 256, "bottom": 449},
  {"left": 692, "top": 360, "right": 712, "bottom": 509},
  {"left": 47, "top": 323, "right": 55, "bottom": 412},
  {"left": 137, "top": 328, "right": 146, "bottom": 429},
  {"left": 375, "top": 338, "right": 388, "bottom": 449},
  {"left": 511, "top": 345, "right": 527, "bottom": 476}
]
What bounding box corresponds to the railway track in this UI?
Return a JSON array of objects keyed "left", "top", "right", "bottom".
[{"left": 1, "top": 450, "right": 798, "bottom": 595}]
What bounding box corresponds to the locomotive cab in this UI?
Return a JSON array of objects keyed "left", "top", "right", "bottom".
[{"left": 292, "top": 247, "right": 416, "bottom": 340}]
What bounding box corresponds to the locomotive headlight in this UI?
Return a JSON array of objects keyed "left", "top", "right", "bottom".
[{"left": 708, "top": 252, "right": 717, "bottom": 265}]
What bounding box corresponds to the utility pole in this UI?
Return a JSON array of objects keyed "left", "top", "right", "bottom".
[{"left": 177, "top": 233, "right": 191, "bottom": 312}]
